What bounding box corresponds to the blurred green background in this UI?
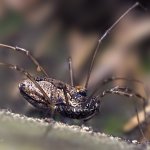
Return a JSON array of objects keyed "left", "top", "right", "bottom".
[{"left": 0, "top": 0, "right": 150, "bottom": 141}]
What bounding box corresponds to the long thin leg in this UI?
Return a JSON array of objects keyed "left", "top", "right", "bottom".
[
  {"left": 98, "top": 86, "right": 147, "bottom": 140},
  {"left": 0, "top": 44, "right": 49, "bottom": 77},
  {"left": 0, "top": 62, "right": 53, "bottom": 108},
  {"left": 103, "top": 77, "right": 147, "bottom": 122},
  {"left": 68, "top": 57, "right": 74, "bottom": 86},
  {"left": 99, "top": 86, "right": 147, "bottom": 122},
  {"left": 85, "top": 2, "right": 141, "bottom": 89},
  {"left": 89, "top": 76, "right": 143, "bottom": 99}
]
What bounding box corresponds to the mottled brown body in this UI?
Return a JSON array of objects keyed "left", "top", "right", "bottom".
[
  {"left": 20, "top": 77, "right": 76, "bottom": 107},
  {"left": 19, "top": 77, "right": 100, "bottom": 120}
]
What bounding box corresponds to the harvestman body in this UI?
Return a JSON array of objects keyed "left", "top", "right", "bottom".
[{"left": 0, "top": 2, "right": 148, "bottom": 137}]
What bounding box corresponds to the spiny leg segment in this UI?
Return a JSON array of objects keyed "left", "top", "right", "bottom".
[
  {"left": 90, "top": 76, "right": 144, "bottom": 97},
  {"left": 100, "top": 86, "right": 147, "bottom": 111},
  {"left": 99, "top": 86, "right": 147, "bottom": 140},
  {"left": 85, "top": 2, "right": 142, "bottom": 89},
  {"left": 91, "top": 76, "right": 144, "bottom": 97},
  {"left": 0, "top": 44, "right": 49, "bottom": 77},
  {"left": 103, "top": 77, "right": 147, "bottom": 121}
]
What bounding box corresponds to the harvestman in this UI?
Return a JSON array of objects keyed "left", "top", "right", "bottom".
[{"left": 0, "top": 2, "right": 147, "bottom": 139}]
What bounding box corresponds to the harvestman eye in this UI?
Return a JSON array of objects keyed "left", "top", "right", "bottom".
[{"left": 0, "top": 2, "right": 148, "bottom": 142}]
